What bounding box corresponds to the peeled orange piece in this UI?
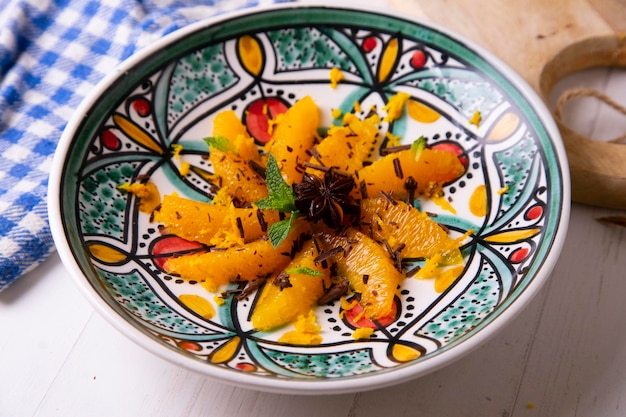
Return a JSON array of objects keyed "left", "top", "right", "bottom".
[
  {"left": 251, "top": 240, "right": 330, "bottom": 331},
  {"left": 209, "top": 147, "right": 268, "bottom": 205},
  {"left": 153, "top": 194, "right": 280, "bottom": 246},
  {"left": 263, "top": 96, "right": 319, "bottom": 184},
  {"left": 355, "top": 148, "right": 464, "bottom": 199},
  {"left": 211, "top": 110, "right": 261, "bottom": 163},
  {"left": 164, "top": 220, "right": 309, "bottom": 291},
  {"left": 306, "top": 115, "right": 381, "bottom": 177},
  {"left": 318, "top": 228, "right": 402, "bottom": 321},
  {"left": 359, "top": 196, "right": 462, "bottom": 261}
]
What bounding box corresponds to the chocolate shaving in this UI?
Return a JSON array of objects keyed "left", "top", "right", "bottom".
[
  {"left": 236, "top": 276, "right": 267, "bottom": 300},
  {"left": 394, "top": 243, "right": 406, "bottom": 257},
  {"left": 309, "top": 148, "right": 326, "bottom": 166},
  {"left": 302, "top": 162, "right": 351, "bottom": 178},
  {"left": 149, "top": 204, "right": 160, "bottom": 223},
  {"left": 381, "top": 238, "right": 394, "bottom": 258},
  {"left": 392, "top": 157, "right": 404, "bottom": 179},
  {"left": 275, "top": 271, "right": 292, "bottom": 290},
  {"left": 248, "top": 160, "right": 266, "bottom": 180},
  {"left": 314, "top": 246, "right": 344, "bottom": 263},
  {"left": 344, "top": 238, "right": 359, "bottom": 257},
  {"left": 377, "top": 190, "right": 398, "bottom": 206},
  {"left": 393, "top": 243, "right": 406, "bottom": 270},
  {"left": 317, "top": 280, "right": 349, "bottom": 305},
  {"left": 256, "top": 209, "right": 268, "bottom": 232},
  {"left": 359, "top": 180, "right": 368, "bottom": 199},
  {"left": 380, "top": 144, "right": 412, "bottom": 155},
  {"left": 134, "top": 174, "right": 150, "bottom": 181},
  {"left": 364, "top": 107, "right": 378, "bottom": 119},
  {"left": 235, "top": 217, "right": 245, "bottom": 239},
  {"left": 404, "top": 264, "right": 421, "bottom": 277}
]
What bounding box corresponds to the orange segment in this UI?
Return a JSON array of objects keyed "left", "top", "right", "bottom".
[
  {"left": 263, "top": 96, "right": 319, "bottom": 184},
  {"left": 153, "top": 194, "right": 280, "bottom": 246},
  {"left": 355, "top": 148, "right": 465, "bottom": 199},
  {"left": 209, "top": 147, "right": 267, "bottom": 205},
  {"left": 359, "top": 196, "right": 461, "bottom": 260},
  {"left": 318, "top": 228, "right": 403, "bottom": 320},
  {"left": 212, "top": 110, "right": 261, "bottom": 163},
  {"left": 163, "top": 220, "right": 309, "bottom": 291},
  {"left": 306, "top": 115, "right": 381, "bottom": 178},
  {"left": 251, "top": 240, "right": 330, "bottom": 331}
]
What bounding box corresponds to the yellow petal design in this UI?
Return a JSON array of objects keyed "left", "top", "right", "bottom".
[
  {"left": 391, "top": 343, "right": 421, "bottom": 362},
  {"left": 238, "top": 35, "right": 263, "bottom": 76},
  {"left": 469, "top": 184, "right": 487, "bottom": 217},
  {"left": 113, "top": 114, "right": 163, "bottom": 154},
  {"left": 190, "top": 165, "right": 214, "bottom": 181},
  {"left": 407, "top": 99, "right": 441, "bottom": 123},
  {"left": 484, "top": 228, "right": 540, "bottom": 243},
  {"left": 179, "top": 294, "right": 216, "bottom": 319},
  {"left": 88, "top": 243, "right": 128, "bottom": 264},
  {"left": 487, "top": 112, "right": 520, "bottom": 141},
  {"left": 210, "top": 337, "right": 241, "bottom": 364},
  {"left": 434, "top": 265, "right": 465, "bottom": 293},
  {"left": 378, "top": 38, "right": 398, "bottom": 83}
]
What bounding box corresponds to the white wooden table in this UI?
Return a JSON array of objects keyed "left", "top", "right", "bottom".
[{"left": 3, "top": 2, "right": 626, "bottom": 416}]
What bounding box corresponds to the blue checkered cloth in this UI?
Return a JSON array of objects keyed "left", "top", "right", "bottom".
[{"left": 0, "top": 0, "right": 289, "bottom": 291}]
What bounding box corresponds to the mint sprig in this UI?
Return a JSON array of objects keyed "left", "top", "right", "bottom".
[
  {"left": 286, "top": 266, "right": 324, "bottom": 277},
  {"left": 255, "top": 155, "right": 298, "bottom": 213},
  {"left": 267, "top": 213, "right": 299, "bottom": 248},
  {"left": 410, "top": 136, "right": 426, "bottom": 161},
  {"left": 254, "top": 155, "right": 301, "bottom": 247},
  {"left": 203, "top": 135, "right": 239, "bottom": 155}
]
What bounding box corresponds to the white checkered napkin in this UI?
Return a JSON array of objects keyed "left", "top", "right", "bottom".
[{"left": 0, "top": 0, "right": 289, "bottom": 291}]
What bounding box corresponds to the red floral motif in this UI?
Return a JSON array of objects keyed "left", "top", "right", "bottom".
[
  {"left": 151, "top": 236, "right": 206, "bottom": 271},
  {"left": 510, "top": 247, "right": 530, "bottom": 263},
  {"left": 362, "top": 36, "right": 378, "bottom": 52},
  {"left": 132, "top": 98, "right": 151, "bottom": 117},
  {"left": 525, "top": 205, "right": 543, "bottom": 221},
  {"left": 101, "top": 129, "right": 121, "bottom": 151},
  {"left": 244, "top": 97, "right": 289, "bottom": 144},
  {"left": 431, "top": 141, "right": 468, "bottom": 169},
  {"left": 343, "top": 296, "right": 397, "bottom": 329},
  {"left": 410, "top": 50, "right": 427, "bottom": 69}
]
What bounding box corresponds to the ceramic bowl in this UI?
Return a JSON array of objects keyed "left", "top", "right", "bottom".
[{"left": 48, "top": 4, "right": 570, "bottom": 394}]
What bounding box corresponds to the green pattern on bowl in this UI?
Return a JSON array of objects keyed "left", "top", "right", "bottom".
[{"left": 50, "top": 5, "right": 569, "bottom": 394}]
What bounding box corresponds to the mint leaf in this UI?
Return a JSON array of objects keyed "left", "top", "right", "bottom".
[
  {"left": 203, "top": 136, "right": 238, "bottom": 155},
  {"left": 267, "top": 213, "right": 298, "bottom": 248},
  {"left": 410, "top": 136, "right": 426, "bottom": 161},
  {"left": 286, "top": 266, "right": 324, "bottom": 276},
  {"left": 254, "top": 154, "right": 297, "bottom": 212}
]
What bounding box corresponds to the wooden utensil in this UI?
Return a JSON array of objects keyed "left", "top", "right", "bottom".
[{"left": 389, "top": 0, "right": 626, "bottom": 209}]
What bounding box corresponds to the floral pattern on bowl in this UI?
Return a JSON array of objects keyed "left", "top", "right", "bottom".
[{"left": 50, "top": 5, "right": 569, "bottom": 394}]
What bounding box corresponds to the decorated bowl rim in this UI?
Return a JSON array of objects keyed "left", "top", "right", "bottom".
[{"left": 48, "top": 2, "right": 570, "bottom": 394}]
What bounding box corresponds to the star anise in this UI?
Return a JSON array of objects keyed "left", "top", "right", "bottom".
[{"left": 293, "top": 169, "right": 358, "bottom": 228}]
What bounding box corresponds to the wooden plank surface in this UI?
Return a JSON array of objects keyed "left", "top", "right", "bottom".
[
  {"left": 389, "top": 0, "right": 626, "bottom": 209},
  {"left": 388, "top": 0, "right": 625, "bottom": 91}
]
